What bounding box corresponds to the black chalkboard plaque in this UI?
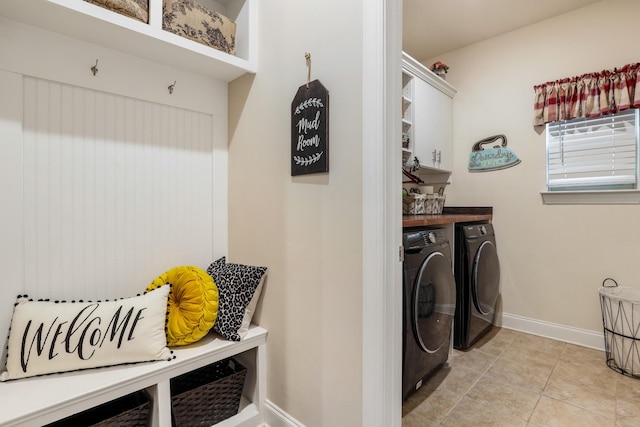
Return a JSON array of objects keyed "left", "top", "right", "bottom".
[{"left": 291, "top": 79, "right": 329, "bottom": 176}]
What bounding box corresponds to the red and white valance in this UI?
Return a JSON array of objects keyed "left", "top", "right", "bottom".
[{"left": 533, "top": 63, "right": 640, "bottom": 126}]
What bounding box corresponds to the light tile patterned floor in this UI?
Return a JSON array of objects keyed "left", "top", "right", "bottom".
[{"left": 402, "top": 328, "right": 640, "bottom": 426}]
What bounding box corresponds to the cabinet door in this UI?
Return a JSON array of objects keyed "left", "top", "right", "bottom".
[{"left": 412, "top": 77, "right": 453, "bottom": 171}]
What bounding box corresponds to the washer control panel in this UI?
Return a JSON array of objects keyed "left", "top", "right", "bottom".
[
  {"left": 403, "top": 228, "right": 448, "bottom": 251},
  {"left": 425, "top": 231, "right": 437, "bottom": 244},
  {"left": 463, "top": 223, "right": 494, "bottom": 240}
]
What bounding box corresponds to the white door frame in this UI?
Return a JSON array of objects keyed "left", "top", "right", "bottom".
[{"left": 362, "top": 0, "right": 402, "bottom": 425}]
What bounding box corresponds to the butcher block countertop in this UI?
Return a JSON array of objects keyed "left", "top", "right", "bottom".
[{"left": 403, "top": 207, "right": 493, "bottom": 228}]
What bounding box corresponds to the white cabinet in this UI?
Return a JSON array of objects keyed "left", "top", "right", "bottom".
[
  {"left": 413, "top": 77, "right": 453, "bottom": 171},
  {"left": 402, "top": 52, "right": 456, "bottom": 174},
  {"left": 0, "top": 0, "right": 256, "bottom": 82}
]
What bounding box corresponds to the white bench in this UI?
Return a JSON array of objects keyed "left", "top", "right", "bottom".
[{"left": 0, "top": 325, "right": 267, "bottom": 427}]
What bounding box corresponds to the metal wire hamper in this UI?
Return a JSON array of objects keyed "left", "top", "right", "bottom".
[
  {"left": 599, "top": 278, "right": 640, "bottom": 378},
  {"left": 44, "top": 390, "right": 151, "bottom": 426},
  {"left": 170, "top": 357, "right": 247, "bottom": 426}
]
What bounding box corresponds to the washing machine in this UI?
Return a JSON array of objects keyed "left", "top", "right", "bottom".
[
  {"left": 454, "top": 223, "right": 500, "bottom": 350},
  {"left": 402, "top": 228, "right": 456, "bottom": 400}
]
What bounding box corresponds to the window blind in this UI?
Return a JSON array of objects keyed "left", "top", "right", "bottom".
[{"left": 546, "top": 109, "right": 639, "bottom": 191}]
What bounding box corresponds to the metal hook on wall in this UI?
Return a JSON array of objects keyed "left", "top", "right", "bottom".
[
  {"left": 168, "top": 81, "right": 176, "bottom": 94},
  {"left": 90, "top": 59, "right": 99, "bottom": 76}
]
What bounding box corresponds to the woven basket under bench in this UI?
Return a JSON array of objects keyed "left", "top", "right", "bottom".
[
  {"left": 44, "top": 390, "right": 151, "bottom": 427},
  {"left": 170, "top": 357, "right": 247, "bottom": 426}
]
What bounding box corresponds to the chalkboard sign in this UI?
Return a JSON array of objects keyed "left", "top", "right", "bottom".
[{"left": 291, "top": 79, "right": 329, "bottom": 176}]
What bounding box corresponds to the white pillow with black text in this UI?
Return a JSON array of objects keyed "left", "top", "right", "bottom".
[{"left": 0, "top": 285, "right": 172, "bottom": 381}]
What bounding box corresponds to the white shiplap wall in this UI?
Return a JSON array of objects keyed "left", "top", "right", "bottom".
[
  {"left": 0, "top": 17, "right": 228, "bottom": 377},
  {"left": 21, "top": 77, "right": 216, "bottom": 301},
  {"left": 0, "top": 72, "right": 223, "bottom": 369},
  {"left": 0, "top": 70, "right": 24, "bottom": 370}
]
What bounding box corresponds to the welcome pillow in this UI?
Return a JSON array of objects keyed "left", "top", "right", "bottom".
[{"left": 0, "top": 286, "right": 172, "bottom": 381}]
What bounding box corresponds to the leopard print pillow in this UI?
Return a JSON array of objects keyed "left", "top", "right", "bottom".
[{"left": 207, "top": 257, "right": 267, "bottom": 341}]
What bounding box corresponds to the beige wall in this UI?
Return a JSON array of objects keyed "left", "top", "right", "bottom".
[
  {"left": 228, "top": 1, "right": 364, "bottom": 425},
  {"left": 433, "top": 0, "right": 640, "bottom": 334}
]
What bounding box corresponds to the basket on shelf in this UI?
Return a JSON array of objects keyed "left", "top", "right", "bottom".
[
  {"left": 170, "top": 357, "right": 247, "bottom": 426},
  {"left": 424, "top": 193, "right": 446, "bottom": 215},
  {"left": 84, "top": 0, "right": 149, "bottom": 23},
  {"left": 402, "top": 192, "right": 426, "bottom": 215},
  {"left": 403, "top": 190, "right": 445, "bottom": 215},
  {"left": 44, "top": 390, "right": 151, "bottom": 427},
  {"left": 599, "top": 278, "right": 640, "bottom": 378},
  {"left": 163, "top": 0, "right": 237, "bottom": 55}
]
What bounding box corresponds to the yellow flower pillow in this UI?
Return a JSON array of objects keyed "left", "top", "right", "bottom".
[{"left": 147, "top": 266, "right": 218, "bottom": 347}]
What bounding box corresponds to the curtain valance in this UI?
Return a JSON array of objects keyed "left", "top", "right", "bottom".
[{"left": 533, "top": 63, "right": 640, "bottom": 126}]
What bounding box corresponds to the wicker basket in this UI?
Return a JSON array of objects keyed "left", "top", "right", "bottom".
[
  {"left": 45, "top": 390, "right": 151, "bottom": 427},
  {"left": 424, "top": 193, "right": 446, "bottom": 215},
  {"left": 170, "top": 357, "right": 247, "bottom": 426},
  {"left": 402, "top": 193, "right": 426, "bottom": 214},
  {"left": 163, "top": 0, "right": 236, "bottom": 55},
  {"left": 84, "top": 0, "right": 149, "bottom": 23}
]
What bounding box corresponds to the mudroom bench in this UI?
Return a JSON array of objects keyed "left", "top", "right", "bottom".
[{"left": 0, "top": 325, "right": 267, "bottom": 427}]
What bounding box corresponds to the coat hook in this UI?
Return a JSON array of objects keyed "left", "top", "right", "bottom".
[
  {"left": 90, "top": 59, "right": 99, "bottom": 76},
  {"left": 168, "top": 81, "right": 176, "bottom": 94}
]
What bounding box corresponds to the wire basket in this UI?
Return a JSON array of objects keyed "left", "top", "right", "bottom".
[
  {"left": 599, "top": 278, "right": 640, "bottom": 378},
  {"left": 170, "top": 357, "right": 247, "bottom": 426}
]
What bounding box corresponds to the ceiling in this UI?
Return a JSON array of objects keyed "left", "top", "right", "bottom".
[{"left": 403, "top": 0, "right": 602, "bottom": 63}]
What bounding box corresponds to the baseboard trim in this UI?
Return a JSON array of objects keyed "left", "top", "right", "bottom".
[
  {"left": 500, "top": 312, "right": 605, "bottom": 351},
  {"left": 263, "top": 315, "right": 605, "bottom": 427},
  {"left": 264, "top": 400, "right": 305, "bottom": 427}
]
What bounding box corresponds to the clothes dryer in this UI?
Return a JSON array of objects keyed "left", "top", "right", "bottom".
[
  {"left": 454, "top": 223, "right": 500, "bottom": 350},
  {"left": 402, "top": 228, "right": 456, "bottom": 400}
]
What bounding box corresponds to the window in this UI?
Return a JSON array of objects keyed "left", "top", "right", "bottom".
[{"left": 546, "top": 109, "right": 639, "bottom": 192}]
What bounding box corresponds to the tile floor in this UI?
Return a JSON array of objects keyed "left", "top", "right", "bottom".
[{"left": 402, "top": 327, "right": 640, "bottom": 426}]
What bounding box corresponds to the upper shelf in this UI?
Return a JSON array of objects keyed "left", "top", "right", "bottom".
[
  {"left": 0, "top": 0, "right": 256, "bottom": 82},
  {"left": 402, "top": 51, "right": 456, "bottom": 98}
]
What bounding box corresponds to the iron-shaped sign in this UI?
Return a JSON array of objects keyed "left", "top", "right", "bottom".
[{"left": 468, "top": 134, "right": 521, "bottom": 172}]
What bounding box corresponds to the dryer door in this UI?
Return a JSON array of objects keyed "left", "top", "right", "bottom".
[
  {"left": 471, "top": 240, "right": 500, "bottom": 317},
  {"left": 412, "top": 251, "right": 456, "bottom": 353}
]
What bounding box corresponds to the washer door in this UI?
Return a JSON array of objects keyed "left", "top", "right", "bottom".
[
  {"left": 412, "top": 251, "right": 455, "bottom": 353},
  {"left": 472, "top": 240, "right": 500, "bottom": 317}
]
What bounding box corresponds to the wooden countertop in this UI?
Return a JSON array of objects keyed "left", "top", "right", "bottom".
[{"left": 403, "top": 207, "right": 493, "bottom": 228}]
